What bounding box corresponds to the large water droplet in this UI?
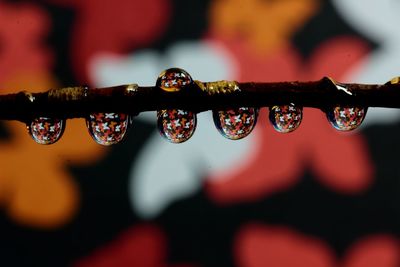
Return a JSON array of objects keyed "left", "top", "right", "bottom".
[
  {"left": 27, "top": 117, "right": 65, "bottom": 145},
  {"left": 269, "top": 104, "right": 303, "bottom": 133},
  {"left": 86, "top": 112, "right": 130, "bottom": 145},
  {"left": 156, "top": 68, "right": 193, "bottom": 92},
  {"left": 213, "top": 107, "right": 258, "bottom": 140},
  {"left": 157, "top": 109, "right": 196, "bottom": 143},
  {"left": 326, "top": 106, "right": 367, "bottom": 131}
]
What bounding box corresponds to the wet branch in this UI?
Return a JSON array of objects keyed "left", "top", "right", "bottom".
[{"left": 0, "top": 77, "right": 399, "bottom": 122}]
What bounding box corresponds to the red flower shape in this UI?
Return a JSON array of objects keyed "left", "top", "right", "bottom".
[
  {"left": 74, "top": 224, "right": 198, "bottom": 267},
  {"left": 207, "top": 37, "right": 375, "bottom": 204},
  {"left": 235, "top": 224, "right": 400, "bottom": 267},
  {"left": 235, "top": 224, "right": 335, "bottom": 267},
  {"left": 343, "top": 235, "right": 400, "bottom": 267},
  {"left": 0, "top": 2, "right": 51, "bottom": 84},
  {"left": 47, "top": 0, "right": 171, "bottom": 83}
]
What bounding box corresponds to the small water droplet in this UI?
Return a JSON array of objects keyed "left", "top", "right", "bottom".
[
  {"left": 269, "top": 104, "right": 302, "bottom": 133},
  {"left": 27, "top": 117, "right": 65, "bottom": 145},
  {"left": 156, "top": 68, "right": 193, "bottom": 92},
  {"left": 213, "top": 107, "right": 258, "bottom": 140},
  {"left": 326, "top": 106, "right": 367, "bottom": 131},
  {"left": 157, "top": 109, "right": 196, "bottom": 143},
  {"left": 86, "top": 112, "right": 130, "bottom": 145}
]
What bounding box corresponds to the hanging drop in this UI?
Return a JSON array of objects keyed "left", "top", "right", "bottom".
[
  {"left": 326, "top": 106, "right": 367, "bottom": 131},
  {"left": 269, "top": 104, "right": 303, "bottom": 133},
  {"left": 157, "top": 109, "right": 196, "bottom": 143},
  {"left": 86, "top": 112, "right": 130, "bottom": 145},
  {"left": 27, "top": 117, "right": 65, "bottom": 145},
  {"left": 213, "top": 107, "right": 259, "bottom": 140}
]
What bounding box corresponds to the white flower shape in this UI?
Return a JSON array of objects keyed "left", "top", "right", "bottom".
[{"left": 89, "top": 40, "right": 258, "bottom": 218}]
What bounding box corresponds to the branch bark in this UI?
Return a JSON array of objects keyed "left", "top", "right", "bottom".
[{"left": 0, "top": 77, "right": 399, "bottom": 122}]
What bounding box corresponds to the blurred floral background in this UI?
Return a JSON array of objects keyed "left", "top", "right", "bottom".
[{"left": 0, "top": 0, "right": 400, "bottom": 266}]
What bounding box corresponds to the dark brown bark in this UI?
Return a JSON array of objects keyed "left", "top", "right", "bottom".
[{"left": 0, "top": 77, "right": 399, "bottom": 122}]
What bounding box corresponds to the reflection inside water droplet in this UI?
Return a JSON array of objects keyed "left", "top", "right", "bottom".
[
  {"left": 156, "top": 68, "right": 193, "bottom": 92},
  {"left": 86, "top": 112, "right": 130, "bottom": 145},
  {"left": 213, "top": 107, "right": 258, "bottom": 140},
  {"left": 269, "top": 104, "right": 303, "bottom": 133},
  {"left": 326, "top": 106, "right": 367, "bottom": 131},
  {"left": 27, "top": 117, "right": 65, "bottom": 145},
  {"left": 157, "top": 109, "right": 196, "bottom": 143}
]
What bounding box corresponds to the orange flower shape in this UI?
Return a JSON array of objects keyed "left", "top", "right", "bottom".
[
  {"left": 0, "top": 2, "right": 105, "bottom": 228},
  {"left": 209, "top": 0, "right": 320, "bottom": 55}
]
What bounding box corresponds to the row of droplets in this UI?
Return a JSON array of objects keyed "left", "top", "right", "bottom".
[{"left": 26, "top": 68, "right": 367, "bottom": 145}]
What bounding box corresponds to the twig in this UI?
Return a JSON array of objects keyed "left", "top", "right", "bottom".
[{"left": 0, "top": 77, "right": 399, "bottom": 122}]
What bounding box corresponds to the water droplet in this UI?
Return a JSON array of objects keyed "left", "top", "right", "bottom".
[
  {"left": 157, "top": 109, "right": 196, "bottom": 143},
  {"left": 27, "top": 117, "right": 65, "bottom": 145},
  {"left": 156, "top": 68, "right": 193, "bottom": 92},
  {"left": 326, "top": 106, "right": 367, "bottom": 131},
  {"left": 213, "top": 107, "right": 258, "bottom": 140},
  {"left": 269, "top": 104, "right": 303, "bottom": 133},
  {"left": 86, "top": 112, "right": 130, "bottom": 145}
]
